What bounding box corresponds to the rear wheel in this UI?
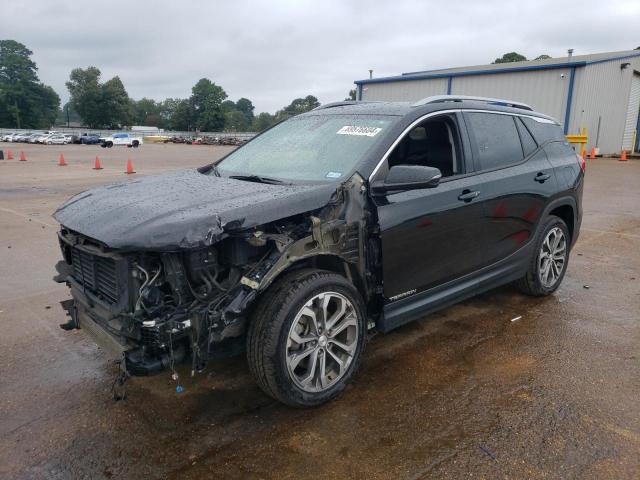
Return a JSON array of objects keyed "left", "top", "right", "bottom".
[
  {"left": 132, "top": 141, "right": 139, "bottom": 148},
  {"left": 106, "top": 141, "right": 113, "bottom": 148},
  {"left": 517, "top": 216, "right": 570, "bottom": 296},
  {"left": 247, "top": 269, "right": 366, "bottom": 407}
]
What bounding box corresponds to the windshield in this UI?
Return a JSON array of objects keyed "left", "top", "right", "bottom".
[{"left": 215, "top": 114, "right": 396, "bottom": 183}]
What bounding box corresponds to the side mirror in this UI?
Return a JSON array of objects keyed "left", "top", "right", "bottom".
[{"left": 372, "top": 165, "right": 442, "bottom": 194}]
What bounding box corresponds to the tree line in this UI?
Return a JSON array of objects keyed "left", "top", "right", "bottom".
[{"left": 1, "top": 39, "right": 322, "bottom": 132}]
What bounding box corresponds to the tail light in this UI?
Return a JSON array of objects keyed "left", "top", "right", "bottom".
[{"left": 577, "top": 152, "right": 586, "bottom": 174}]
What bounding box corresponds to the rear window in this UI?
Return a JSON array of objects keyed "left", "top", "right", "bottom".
[
  {"left": 516, "top": 117, "right": 538, "bottom": 157},
  {"left": 465, "top": 112, "right": 523, "bottom": 171},
  {"left": 521, "top": 116, "right": 565, "bottom": 144}
]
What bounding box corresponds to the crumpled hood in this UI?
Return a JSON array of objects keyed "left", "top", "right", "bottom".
[{"left": 54, "top": 169, "right": 336, "bottom": 250}]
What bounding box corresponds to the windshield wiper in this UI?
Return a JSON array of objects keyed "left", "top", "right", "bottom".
[{"left": 228, "top": 174, "right": 289, "bottom": 185}]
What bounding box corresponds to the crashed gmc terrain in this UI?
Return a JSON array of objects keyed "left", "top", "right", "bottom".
[{"left": 54, "top": 96, "right": 583, "bottom": 407}]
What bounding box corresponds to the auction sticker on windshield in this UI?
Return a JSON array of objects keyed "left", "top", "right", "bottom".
[{"left": 337, "top": 125, "right": 382, "bottom": 137}]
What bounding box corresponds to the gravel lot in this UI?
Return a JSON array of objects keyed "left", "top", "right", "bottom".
[{"left": 0, "top": 143, "right": 638, "bottom": 479}]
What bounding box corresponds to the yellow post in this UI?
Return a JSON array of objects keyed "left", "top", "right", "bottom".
[
  {"left": 632, "top": 129, "right": 637, "bottom": 155},
  {"left": 566, "top": 128, "right": 588, "bottom": 156}
]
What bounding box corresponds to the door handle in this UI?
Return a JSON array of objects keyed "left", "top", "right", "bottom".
[
  {"left": 458, "top": 190, "right": 480, "bottom": 202},
  {"left": 534, "top": 172, "right": 551, "bottom": 183}
]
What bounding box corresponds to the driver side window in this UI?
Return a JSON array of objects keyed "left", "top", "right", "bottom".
[{"left": 387, "top": 115, "right": 463, "bottom": 178}]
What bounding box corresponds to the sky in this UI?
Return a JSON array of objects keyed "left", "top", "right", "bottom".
[{"left": 2, "top": 0, "right": 639, "bottom": 114}]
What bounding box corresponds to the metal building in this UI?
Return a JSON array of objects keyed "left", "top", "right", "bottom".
[{"left": 354, "top": 50, "right": 640, "bottom": 155}]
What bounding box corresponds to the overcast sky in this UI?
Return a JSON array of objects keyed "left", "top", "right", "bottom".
[{"left": 3, "top": 0, "right": 639, "bottom": 113}]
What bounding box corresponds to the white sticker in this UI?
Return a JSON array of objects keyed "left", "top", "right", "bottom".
[
  {"left": 337, "top": 125, "right": 382, "bottom": 137},
  {"left": 326, "top": 171, "right": 342, "bottom": 179}
]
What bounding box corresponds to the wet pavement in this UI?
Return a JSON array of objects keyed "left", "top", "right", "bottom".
[{"left": 0, "top": 145, "right": 638, "bottom": 479}]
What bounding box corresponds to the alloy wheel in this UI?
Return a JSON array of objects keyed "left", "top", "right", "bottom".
[
  {"left": 538, "top": 227, "right": 567, "bottom": 288},
  {"left": 286, "top": 292, "right": 359, "bottom": 393}
]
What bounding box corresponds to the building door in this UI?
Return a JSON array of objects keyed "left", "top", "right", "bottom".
[{"left": 622, "top": 72, "right": 640, "bottom": 152}]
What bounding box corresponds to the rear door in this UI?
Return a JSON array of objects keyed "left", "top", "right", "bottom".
[{"left": 464, "top": 112, "right": 558, "bottom": 265}]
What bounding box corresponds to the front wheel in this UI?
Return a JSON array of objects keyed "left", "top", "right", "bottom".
[
  {"left": 106, "top": 141, "right": 113, "bottom": 148},
  {"left": 517, "top": 215, "right": 570, "bottom": 296},
  {"left": 247, "top": 269, "right": 366, "bottom": 407},
  {"left": 132, "top": 141, "right": 139, "bottom": 148}
]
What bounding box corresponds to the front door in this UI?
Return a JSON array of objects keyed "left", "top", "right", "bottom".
[
  {"left": 376, "top": 175, "right": 487, "bottom": 302},
  {"left": 372, "top": 113, "right": 487, "bottom": 303}
]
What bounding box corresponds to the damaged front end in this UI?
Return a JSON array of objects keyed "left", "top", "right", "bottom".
[{"left": 54, "top": 173, "right": 379, "bottom": 377}]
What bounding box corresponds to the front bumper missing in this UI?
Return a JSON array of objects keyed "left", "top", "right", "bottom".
[{"left": 60, "top": 298, "right": 187, "bottom": 376}]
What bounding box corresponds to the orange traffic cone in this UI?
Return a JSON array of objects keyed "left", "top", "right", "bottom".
[
  {"left": 7, "top": 150, "right": 13, "bottom": 160},
  {"left": 620, "top": 150, "right": 627, "bottom": 161},
  {"left": 589, "top": 147, "right": 596, "bottom": 160},
  {"left": 19, "top": 151, "right": 26, "bottom": 161},
  {"left": 125, "top": 159, "right": 135, "bottom": 174},
  {"left": 58, "top": 153, "right": 67, "bottom": 166},
  {"left": 93, "top": 156, "right": 103, "bottom": 170}
]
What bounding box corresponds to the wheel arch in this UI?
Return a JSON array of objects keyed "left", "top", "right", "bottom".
[
  {"left": 259, "top": 254, "right": 367, "bottom": 301},
  {"left": 542, "top": 196, "right": 577, "bottom": 244}
]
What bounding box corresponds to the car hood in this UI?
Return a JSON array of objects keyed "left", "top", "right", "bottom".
[{"left": 53, "top": 169, "right": 337, "bottom": 250}]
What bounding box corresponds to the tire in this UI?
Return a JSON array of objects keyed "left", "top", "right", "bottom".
[
  {"left": 100, "top": 143, "right": 106, "bottom": 148},
  {"left": 517, "top": 215, "right": 570, "bottom": 296},
  {"left": 106, "top": 141, "right": 113, "bottom": 148},
  {"left": 247, "top": 269, "right": 366, "bottom": 407},
  {"left": 132, "top": 141, "right": 139, "bottom": 148}
]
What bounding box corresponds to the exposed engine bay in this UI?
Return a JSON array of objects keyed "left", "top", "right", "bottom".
[{"left": 54, "top": 174, "right": 381, "bottom": 378}]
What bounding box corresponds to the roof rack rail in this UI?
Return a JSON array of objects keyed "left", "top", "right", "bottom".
[
  {"left": 411, "top": 95, "right": 533, "bottom": 111},
  {"left": 313, "top": 101, "right": 359, "bottom": 111}
]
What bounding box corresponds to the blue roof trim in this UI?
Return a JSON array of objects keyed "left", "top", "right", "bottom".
[
  {"left": 354, "top": 51, "right": 640, "bottom": 86},
  {"left": 355, "top": 61, "right": 586, "bottom": 85}
]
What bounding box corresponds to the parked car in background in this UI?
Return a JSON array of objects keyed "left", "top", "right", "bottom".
[
  {"left": 44, "top": 134, "right": 68, "bottom": 145},
  {"left": 1, "top": 132, "right": 17, "bottom": 142},
  {"left": 99, "top": 133, "right": 143, "bottom": 148},
  {"left": 28, "top": 133, "right": 47, "bottom": 143},
  {"left": 53, "top": 95, "right": 584, "bottom": 407},
  {"left": 80, "top": 134, "right": 101, "bottom": 145},
  {"left": 65, "top": 134, "right": 79, "bottom": 144},
  {"left": 13, "top": 132, "right": 32, "bottom": 142}
]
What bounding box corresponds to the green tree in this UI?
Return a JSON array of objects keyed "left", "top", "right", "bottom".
[
  {"left": 235, "top": 97, "right": 255, "bottom": 123},
  {"left": 493, "top": 52, "right": 527, "bottom": 64},
  {"left": 36, "top": 84, "right": 61, "bottom": 127},
  {"left": 221, "top": 99, "right": 236, "bottom": 113},
  {"left": 170, "top": 98, "right": 195, "bottom": 131},
  {"left": 252, "top": 112, "right": 276, "bottom": 132},
  {"left": 101, "top": 76, "right": 130, "bottom": 127},
  {"left": 190, "top": 78, "right": 227, "bottom": 132},
  {"left": 66, "top": 67, "right": 103, "bottom": 128},
  {"left": 130, "top": 97, "right": 163, "bottom": 126},
  {"left": 534, "top": 54, "right": 551, "bottom": 60},
  {"left": 345, "top": 89, "right": 357, "bottom": 101},
  {"left": 275, "top": 95, "right": 320, "bottom": 121},
  {"left": 0, "top": 40, "right": 60, "bottom": 128},
  {"left": 56, "top": 101, "right": 82, "bottom": 126},
  {"left": 66, "top": 67, "right": 130, "bottom": 128},
  {"left": 224, "top": 109, "right": 250, "bottom": 132}
]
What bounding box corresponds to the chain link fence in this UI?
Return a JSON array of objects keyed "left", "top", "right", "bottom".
[{"left": 0, "top": 127, "right": 256, "bottom": 140}]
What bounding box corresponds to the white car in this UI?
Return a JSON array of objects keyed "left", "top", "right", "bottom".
[
  {"left": 44, "top": 134, "right": 68, "bottom": 145},
  {"left": 100, "top": 133, "right": 143, "bottom": 148},
  {"left": 28, "top": 133, "right": 47, "bottom": 143},
  {"left": 1, "top": 132, "right": 16, "bottom": 142}
]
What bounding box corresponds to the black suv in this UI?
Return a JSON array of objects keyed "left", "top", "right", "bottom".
[{"left": 54, "top": 95, "right": 584, "bottom": 407}]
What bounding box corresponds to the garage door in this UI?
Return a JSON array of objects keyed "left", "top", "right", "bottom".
[{"left": 622, "top": 72, "right": 640, "bottom": 151}]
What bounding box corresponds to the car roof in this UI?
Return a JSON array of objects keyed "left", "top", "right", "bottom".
[{"left": 301, "top": 98, "right": 558, "bottom": 124}]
